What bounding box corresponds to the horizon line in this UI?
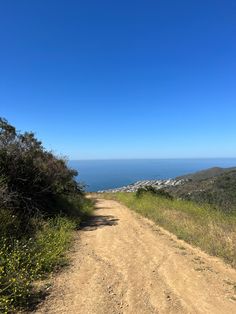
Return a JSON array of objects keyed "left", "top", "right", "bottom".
[{"left": 69, "top": 157, "right": 236, "bottom": 161}]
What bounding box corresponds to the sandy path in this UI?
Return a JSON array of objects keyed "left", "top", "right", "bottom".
[{"left": 36, "top": 198, "right": 236, "bottom": 314}]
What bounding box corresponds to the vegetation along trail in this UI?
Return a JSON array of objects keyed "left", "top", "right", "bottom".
[{"left": 36, "top": 198, "right": 236, "bottom": 314}]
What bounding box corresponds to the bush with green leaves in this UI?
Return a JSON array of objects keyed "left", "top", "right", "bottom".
[
  {"left": 0, "top": 118, "right": 94, "bottom": 313},
  {"left": 0, "top": 117, "right": 84, "bottom": 218},
  {"left": 136, "top": 186, "right": 173, "bottom": 200}
]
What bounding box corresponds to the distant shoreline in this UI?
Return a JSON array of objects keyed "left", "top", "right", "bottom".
[
  {"left": 98, "top": 166, "right": 236, "bottom": 193},
  {"left": 69, "top": 159, "right": 236, "bottom": 192},
  {"left": 98, "top": 178, "right": 186, "bottom": 193}
]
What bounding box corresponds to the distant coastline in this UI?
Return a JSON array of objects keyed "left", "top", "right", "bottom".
[
  {"left": 69, "top": 158, "right": 236, "bottom": 192},
  {"left": 98, "top": 178, "right": 186, "bottom": 193}
]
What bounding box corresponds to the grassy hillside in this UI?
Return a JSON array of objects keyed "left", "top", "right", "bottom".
[
  {"left": 168, "top": 168, "right": 236, "bottom": 212},
  {"left": 177, "top": 166, "right": 236, "bottom": 181},
  {"left": 101, "top": 192, "right": 236, "bottom": 268},
  {"left": 0, "top": 118, "right": 94, "bottom": 313}
]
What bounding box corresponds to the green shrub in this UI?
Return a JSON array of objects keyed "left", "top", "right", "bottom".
[
  {"left": 0, "top": 118, "right": 94, "bottom": 313},
  {"left": 136, "top": 186, "right": 173, "bottom": 200},
  {"left": 0, "top": 117, "right": 84, "bottom": 218},
  {"left": 0, "top": 209, "right": 21, "bottom": 238}
]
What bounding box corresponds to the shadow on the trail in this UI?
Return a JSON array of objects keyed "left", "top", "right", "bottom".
[{"left": 80, "top": 215, "right": 119, "bottom": 231}]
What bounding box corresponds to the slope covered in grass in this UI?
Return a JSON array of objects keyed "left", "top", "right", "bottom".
[
  {"left": 101, "top": 192, "right": 236, "bottom": 268},
  {"left": 170, "top": 168, "right": 236, "bottom": 212}
]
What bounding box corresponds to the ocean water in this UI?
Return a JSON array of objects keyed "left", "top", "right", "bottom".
[{"left": 69, "top": 159, "right": 236, "bottom": 192}]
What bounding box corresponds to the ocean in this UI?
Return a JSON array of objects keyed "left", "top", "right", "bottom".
[{"left": 69, "top": 158, "right": 236, "bottom": 192}]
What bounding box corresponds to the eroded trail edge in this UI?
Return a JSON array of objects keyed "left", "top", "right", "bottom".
[{"left": 36, "top": 198, "right": 236, "bottom": 314}]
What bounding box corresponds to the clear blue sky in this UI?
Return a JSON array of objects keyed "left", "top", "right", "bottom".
[{"left": 0, "top": 0, "right": 235, "bottom": 159}]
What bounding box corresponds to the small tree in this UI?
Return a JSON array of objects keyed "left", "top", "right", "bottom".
[
  {"left": 0, "top": 118, "right": 83, "bottom": 217},
  {"left": 136, "top": 186, "right": 173, "bottom": 200}
]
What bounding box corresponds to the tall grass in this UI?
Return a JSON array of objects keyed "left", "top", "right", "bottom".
[
  {"left": 102, "top": 192, "right": 236, "bottom": 268},
  {"left": 0, "top": 198, "right": 94, "bottom": 313}
]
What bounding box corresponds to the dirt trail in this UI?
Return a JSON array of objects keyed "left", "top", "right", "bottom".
[{"left": 36, "top": 198, "right": 236, "bottom": 314}]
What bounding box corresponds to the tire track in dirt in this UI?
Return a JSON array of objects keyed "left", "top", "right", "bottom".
[{"left": 35, "top": 198, "right": 236, "bottom": 314}]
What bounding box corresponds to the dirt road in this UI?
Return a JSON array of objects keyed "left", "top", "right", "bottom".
[{"left": 36, "top": 198, "right": 236, "bottom": 314}]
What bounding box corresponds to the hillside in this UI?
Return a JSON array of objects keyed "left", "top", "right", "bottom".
[
  {"left": 99, "top": 166, "right": 236, "bottom": 212},
  {"left": 0, "top": 118, "right": 94, "bottom": 313},
  {"left": 176, "top": 166, "right": 236, "bottom": 181},
  {"left": 168, "top": 167, "right": 236, "bottom": 212}
]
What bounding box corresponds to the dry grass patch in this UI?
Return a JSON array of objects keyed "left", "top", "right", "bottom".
[{"left": 100, "top": 192, "right": 236, "bottom": 268}]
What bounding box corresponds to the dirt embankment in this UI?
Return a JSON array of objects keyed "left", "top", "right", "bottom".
[{"left": 36, "top": 198, "right": 236, "bottom": 314}]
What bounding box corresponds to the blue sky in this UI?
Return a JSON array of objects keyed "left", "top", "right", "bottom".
[{"left": 0, "top": 0, "right": 235, "bottom": 159}]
